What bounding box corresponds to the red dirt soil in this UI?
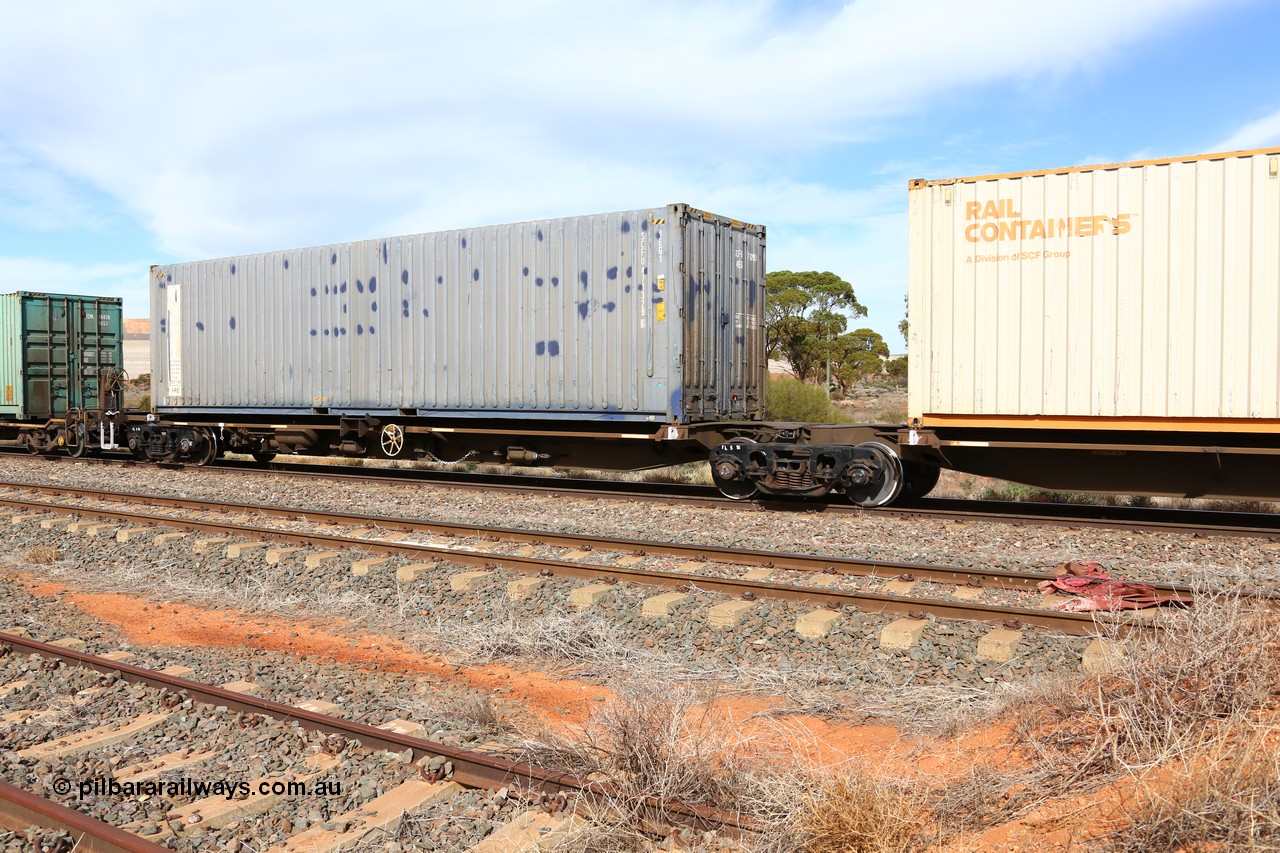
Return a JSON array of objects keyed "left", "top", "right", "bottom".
[{"left": 8, "top": 569, "right": 1146, "bottom": 850}]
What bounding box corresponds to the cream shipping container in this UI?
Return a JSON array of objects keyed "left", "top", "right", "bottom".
[{"left": 902, "top": 146, "right": 1280, "bottom": 499}]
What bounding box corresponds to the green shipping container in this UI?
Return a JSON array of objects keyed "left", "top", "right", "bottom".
[{"left": 0, "top": 292, "right": 124, "bottom": 421}]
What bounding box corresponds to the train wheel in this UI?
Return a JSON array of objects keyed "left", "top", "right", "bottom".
[
  {"left": 193, "top": 428, "right": 218, "bottom": 466},
  {"left": 711, "top": 440, "right": 759, "bottom": 500},
  {"left": 251, "top": 450, "right": 277, "bottom": 463},
  {"left": 899, "top": 461, "right": 940, "bottom": 501},
  {"left": 378, "top": 423, "right": 406, "bottom": 458},
  {"left": 66, "top": 425, "right": 92, "bottom": 459},
  {"left": 843, "top": 441, "right": 904, "bottom": 507}
]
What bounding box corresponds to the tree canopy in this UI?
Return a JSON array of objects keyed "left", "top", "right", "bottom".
[
  {"left": 765, "top": 270, "right": 879, "bottom": 385},
  {"left": 830, "top": 327, "right": 890, "bottom": 393}
]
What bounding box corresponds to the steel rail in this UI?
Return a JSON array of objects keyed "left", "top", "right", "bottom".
[
  {"left": 0, "top": 495, "right": 1150, "bottom": 635},
  {"left": 0, "top": 632, "right": 756, "bottom": 838},
  {"left": 0, "top": 481, "right": 1215, "bottom": 598},
  {"left": 0, "top": 779, "right": 169, "bottom": 853},
  {"left": 4, "top": 447, "right": 1278, "bottom": 538}
]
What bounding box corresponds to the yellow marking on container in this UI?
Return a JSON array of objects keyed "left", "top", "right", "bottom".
[
  {"left": 656, "top": 275, "right": 665, "bottom": 291},
  {"left": 656, "top": 302, "right": 666, "bottom": 321}
]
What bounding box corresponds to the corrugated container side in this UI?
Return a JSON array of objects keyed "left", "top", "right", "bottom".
[
  {"left": 908, "top": 148, "right": 1280, "bottom": 425},
  {"left": 0, "top": 295, "right": 21, "bottom": 415},
  {"left": 152, "top": 205, "right": 765, "bottom": 424},
  {"left": 679, "top": 209, "right": 766, "bottom": 420},
  {"left": 0, "top": 292, "right": 123, "bottom": 419}
]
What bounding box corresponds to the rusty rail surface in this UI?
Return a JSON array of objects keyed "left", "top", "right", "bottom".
[
  {"left": 0, "top": 632, "right": 757, "bottom": 839},
  {"left": 0, "top": 491, "right": 1178, "bottom": 635},
  {"left": 0, "top": 779, "right": 169, "bottom": 853},
  {"left": 3, "top": 448, "right": 1278, "bottom": 538}
]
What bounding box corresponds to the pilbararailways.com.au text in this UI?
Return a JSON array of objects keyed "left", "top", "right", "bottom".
[{"left": 54, "top": 777, "right": 344, "bottom": 800}]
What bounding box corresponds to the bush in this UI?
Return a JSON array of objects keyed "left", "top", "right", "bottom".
[
  {"left": 24, "top": 546, "right": 60, "bottom": 565},
  {"left": 792, "top": 771, "right": 927, "bottom": 852},
  {"left": 765, "top": 377, "right": 852, "bottom": 423}
]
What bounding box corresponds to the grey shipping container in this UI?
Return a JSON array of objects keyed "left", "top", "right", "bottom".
[
  {"left": 151, "top": 204, "right": 765, "bottom": 424},
  {"left": 0, "top": 291, "right": 124, "bottom": 420}
]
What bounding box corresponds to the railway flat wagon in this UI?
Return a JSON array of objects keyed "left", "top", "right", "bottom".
[
  {"left": 903, "top": 147, "right": 1280, "bottom": 499},
  {"left": 0, "top": 292, "right": 125, "bottom": 454},
  {"left": 144, "top": 205, "right": 767, "bottom": 467}
]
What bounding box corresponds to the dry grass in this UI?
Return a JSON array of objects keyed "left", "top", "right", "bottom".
[
  {"left": 787, "top": 772, "right": 928, "bottom": 853},
  {"left": 926, "top": 762, "right": 1029, "bottom": 839},
  {"left": 393, "top": 690, "right": 506, "bottom": 739},
  {"left": 1020, "top": 590, "right": 1280, "bottom": 779},
  {"left": 22, "top": 545, "right": 60, "bottom": 565},
  {"left": 520, "top": 675, "right": 943, "bottom": 852},
  {"left": 1104, "top": 735, "right": 1280, "bottom": 851},
  {"left": 935, "top": 588, "right": 1280, "bottom": 848},
  {"left": 522, "top": 678, "right": 763, "bottom": 850},
  {"left": 422, "top": 611, "right": 651, "bottom": 672}
]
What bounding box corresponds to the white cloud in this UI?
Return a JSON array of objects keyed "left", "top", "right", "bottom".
[
  {"left": 0, "top": 257, "right": 150, "bottom": 318},
  {"left": 1214, "top": 109, "right": 1280, "bottom": 152},
  {"left": 0, "top": 0, "right": 1220, "bottom": 261},
  {"left": 0, "top": 142, "right": 109, "bottom": 231}
]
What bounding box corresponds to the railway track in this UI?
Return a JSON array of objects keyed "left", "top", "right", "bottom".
[
  {"left": 3, "top": 446, "right": 1278, "bottom": 539},
  {"left": 0, "top": 482, "right": 1213, "bottom": 637},
  {"left": 0, "top": 632, "right": 750, "bottom": 850},
  {"left": 0, "top": 475, "right": 1252, "bottom": 846}
]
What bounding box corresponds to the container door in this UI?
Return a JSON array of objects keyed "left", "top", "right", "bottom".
[
  {"left": 73, "top": 298, "right": 123, "bottom": 411},
  {"left": 679, "top": 209, "right": 766, "bottom": 422},
  {"left": 21, "top": 295, "right": 70, "bottom": 419},
  {"left": 23, "top": 295, "right": 125, "bottom": 417}
]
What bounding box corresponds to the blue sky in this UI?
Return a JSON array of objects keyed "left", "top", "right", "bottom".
[{"left": 2, "top": 0, "right": 1278, "bottom": 351}]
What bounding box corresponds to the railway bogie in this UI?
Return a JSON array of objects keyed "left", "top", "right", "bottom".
[{"left": 706, "top": 424, "right": 924, "bottom": 506}]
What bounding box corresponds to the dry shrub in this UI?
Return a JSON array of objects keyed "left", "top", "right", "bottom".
[
  {"left": 423, "top": 611, "right": 652, "bottom": 673},
  {"left": 527, "top": 678, "right": 935, "bottom": 852},
  {"left": 522, "top": 678, "right": 759, "bottom": 849},
  {"left": 1082, "top": 590, "right": 1280, "bottom": 769},
  {"left": 1105, "top": 735, "right": 1280, "bottom": 851},
  {"left": 434, "top": 692, "right": 503, "bottom": 734},
  {"left": 23, "top": 545, "right": 59, "bottom": 565},
  {"left": 953, "top": 587, "right": 1280, "bottom": 850},
  {"left": 927, "top": 762, "right": 1028, "bottom": 840},
  {"left": 790, "top": 771, "right": 927, "bottom": 853}
]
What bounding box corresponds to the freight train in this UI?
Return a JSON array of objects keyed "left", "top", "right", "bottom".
[{"left": 3, "top": 147, "right": 1279, "bottom": 506}]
